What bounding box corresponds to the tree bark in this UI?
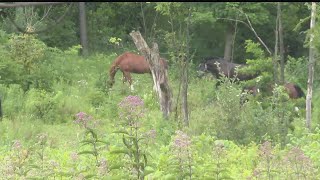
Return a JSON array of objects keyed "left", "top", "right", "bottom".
[
  {"left": 130, "top": 31, "right": 172, "bottom": 119},
  {"left": 79, "top": 2, "right": 88, "bottom": 56},
  {"left": 181, "top": 59, "right": 189, "bottom": 126},
  {"left": 181, "top": 7, "right": 192, "bottom": 127},
  {"left": 278, "top": 3, "right": 285, "bottom": 84},
  {"left": 273, "top": 9, "right": 279, "bottom": 84},
  {"left": 306, "top": 2, "right": 317, "bottom": 130},
  {"left": 224, "top": 24, "right": 234, "bottom": 61}
]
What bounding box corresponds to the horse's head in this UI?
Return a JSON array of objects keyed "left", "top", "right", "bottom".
[
  {"left": 197, "top": 61, "right": 208, "bottom": 77},
  {"left": 243, "top": 86, "right": 260, "bottom": 96}
]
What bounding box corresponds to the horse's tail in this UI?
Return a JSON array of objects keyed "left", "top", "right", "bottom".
[
  {"left": 294, "top": 84, "right": 305, "bottom": 98},
  {"left": 108, "top": 61, "right": 119, "bottom": 88}
]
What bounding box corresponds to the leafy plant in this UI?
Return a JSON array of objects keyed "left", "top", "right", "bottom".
[
  {"left": 74, "top": 112, "right": 110, "bottom": 178},
  {"left": 112, "top": 95, "right": 155, "bottom": 179}
]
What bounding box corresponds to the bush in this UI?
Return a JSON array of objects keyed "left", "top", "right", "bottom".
[
  {"left": 0, "top": 84, "right": 25, "bottom": 118},
  {"left": 24, "top": 89, "right": 57, "bottom": 123}
]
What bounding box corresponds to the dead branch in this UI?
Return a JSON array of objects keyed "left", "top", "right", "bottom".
[
  {"left": 0, "top": 2, "right": 66, "bottom": 8},
  {"left": 0, "top": 3, "right": 74, "bottom": 34}
]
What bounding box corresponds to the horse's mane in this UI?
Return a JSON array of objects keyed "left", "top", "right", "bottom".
[
  {"left": 203, "top": 57, "right": 224, "bottom": 63},
  {"left": 108, "top": 54, "right": 123, "bottom": 86}
]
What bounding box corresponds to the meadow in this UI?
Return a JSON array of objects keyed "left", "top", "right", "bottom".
[{"left": 0, "top": 38, "right": 320, "bottom": 179}]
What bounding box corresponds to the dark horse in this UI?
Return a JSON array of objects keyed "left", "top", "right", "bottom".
[
  {"left": 108, "top": 52, "right": 168, "bottom": 90},
  {"left": 197, "top": 57, "right": 259, "bottom": 86}
]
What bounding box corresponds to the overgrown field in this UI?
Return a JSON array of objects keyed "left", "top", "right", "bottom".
[{"left": 0, "top": 34, "right": 320, "bottom": 179}]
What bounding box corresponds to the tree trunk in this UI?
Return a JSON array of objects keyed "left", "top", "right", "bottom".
[
  {"left": 181, "top": 7, "right": 191, "bottom": 127},
  {"left": 181, "top": 59, "right": 189, "bottom": 126},
  {"left": 278, "top": 2, "right": 285, "bottom": 84},
  {"left": 273, "top": 8, "right": 279, "bottom": 84},
  {"left": 130, "top": 31, "right": 172, "bottom": 119},
  {"left": 306, "top": 2, "right": 317, "bottom": 130},
  {"left": 224, "top": 24, "right": 233, "bottom": 61},
  {"left": 79, "top": 2, "right": 88, "bottom": 56}
]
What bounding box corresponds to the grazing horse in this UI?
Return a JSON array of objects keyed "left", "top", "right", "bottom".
[
  {"left": 197, "top": 57, "right": 259, "bottom": 87},
  {"left": 283, "top": 82, "right": 305, "bottom": 99},
  {"left": 108, "top": 52, "right": 168, "bottom": 90},
  {"left": 243, "top": 82, "right": 305, "bottom": 99},
  {"left": 241, "top": 82, "right": 305, "bottom": 105}
]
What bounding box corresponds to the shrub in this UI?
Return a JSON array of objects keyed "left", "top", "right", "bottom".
[{"left": 24, "top": 89, "right": 57, "bottom": 123}]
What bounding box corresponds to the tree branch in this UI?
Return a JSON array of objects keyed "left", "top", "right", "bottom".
[
  {"left": 217, "top": 11, "right": 273, "bottom": 56},
  {"left": 242, "top": 11, "right": 272, "bottom": 55},
  {"left": 0, "top": 3, "right": 74, "bottom": 34},
  {"left": 33, "top": 5, "right": 53, "bottom": 28},
  {"left": 0, "top": 2, "right": 67, "bottom": 8}
]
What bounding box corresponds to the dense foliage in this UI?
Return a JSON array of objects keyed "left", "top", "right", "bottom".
[{"left": 0, "top": 2, "right": 320, "bottom": 179}]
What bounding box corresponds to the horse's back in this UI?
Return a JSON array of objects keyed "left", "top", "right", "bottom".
[
  {"left": 285, "top": 83, "right": 305, "bottom": 99},
  {"left": 115, "top": 52, "right": 150, "bottom": 73}
]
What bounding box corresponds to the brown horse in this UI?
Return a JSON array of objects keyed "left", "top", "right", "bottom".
[
  {"left": 242, "top": 82, "right": 305, "bottom": 99},
  {"left": 283, "top": 83, "right": 305, "bottom": 99},
  {"left": 240, "top": 82, "right": 305, "bottom": 106},
  {"left": 108, "top": 52, "right": 168, "bottom": 90}
]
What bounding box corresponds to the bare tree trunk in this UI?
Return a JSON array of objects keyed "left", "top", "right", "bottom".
[
  {"left": 181, "top": 7, "right": 192, "bottom": 127},
  {"left": 231, "top": 15, "right": 238, "bottom": 63},
  {"left": 79, "top": 2, "right": 88, "bottom": 56},
  {"left": 278, "top": 2, "right": 287, "bottom": 145},
  {"left": 224, "top": 24, "right": 233, "bottom": 61},
  {"left": 181, "top": 59, "right": 189, "bottom": 126},
  {"left": 306, "top": 2, "right": 317, "bottom": 130},
  {"left": 273, "top": 8, "right": 279, "bottom": 84},
  {"left": 278, "top": 2, "right": 285, "bottom": 84},
  {"left": 130, "top": 31, "right": 172, "bottom": 119}
]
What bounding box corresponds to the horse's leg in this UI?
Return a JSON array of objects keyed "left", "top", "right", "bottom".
[
  {"left": 122, "top": 71, "right": 127, "bottom": 84},
  {"left": 123, "top": 72, "right": 134, "bottom": 90}
]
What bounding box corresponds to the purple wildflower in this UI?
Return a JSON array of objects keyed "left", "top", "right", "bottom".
[
  {"left": 144, "top": 129, "right": 157, "bottom": 144},
  {"left": 70, "top": 152, "right": 79, "bottom": 162},
  {"left": 145, "top": 129, "right": 157, "bottom": 139},
  {"left": 173, "top": 130, "right": 191, "bottom": 149},
  {"left": 119, "top": 95, "right": 144, "bottom": 108},
  {"left": 76, "top": 112, "right": 86, "bottom": 120},
  {"left": 74, "top": 112, "right": 93, "bottom": 128},
  {"left": 76, "top": 173, "right": 85, "bottom": 180},
  {"left": 118, "top": 95, "right": 145, "bottom": 122},
  {"left": 252, "top": 168, "right": 261, "bottom": 178},
  {"left": 259, "top": 141, "right": 273, "bottom": 158},
  {"left": 97, "top": 158, "right": 109, "bottom": 176},
  {"left": 49, "top": 160, "right": 59, "bottom": 169},
  {"left": 282, "top": 146, "right": 313, "bottom": 171},
  {"left": 12, "top": 140, "right": 22, "bottom": 150},
  {"left": 36, "top": 133, "right": 48, "bottom": 145}
]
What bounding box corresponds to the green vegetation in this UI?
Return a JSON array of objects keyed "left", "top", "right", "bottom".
[{"left": 0, "top": 2, "right": 320, "bottom": 179}]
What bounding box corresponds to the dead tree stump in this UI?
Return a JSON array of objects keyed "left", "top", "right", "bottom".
[{"left": 130, "top": 31, "right": 172, "bottom": 119}]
